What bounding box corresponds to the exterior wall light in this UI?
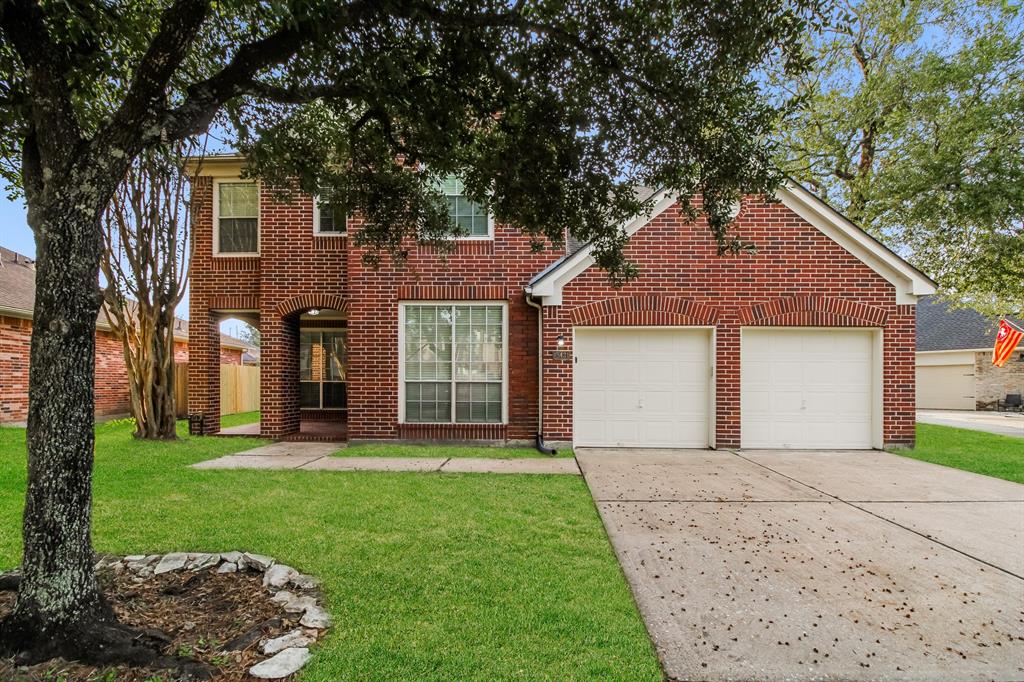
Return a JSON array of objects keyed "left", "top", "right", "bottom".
[
  {"left": 556, "top": 334, "right": 566, "bottom": 347},
  {"left": 307, "top": 309, "right": 320, "bottom": 316}
]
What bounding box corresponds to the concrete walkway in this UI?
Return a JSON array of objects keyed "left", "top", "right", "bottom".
[
  {"left": 577, "top": 447, "right": 1024, "bottom": 681},
  {"left": 191, "top": 441, "right": 581, "bottom": 475},
  {"left": 917, "top": 409, "right": 1024, "bottom": 438}
]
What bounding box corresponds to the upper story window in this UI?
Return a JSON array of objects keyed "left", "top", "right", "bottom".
[
  {"left": 215, "top": 181, "right": 259, "bottom": 255},
  {"left": 314, "top": 196, "right": 347, "bottom": 235},
  {"left": 440, "top": 175, "right": 492, "bottom": 239}
]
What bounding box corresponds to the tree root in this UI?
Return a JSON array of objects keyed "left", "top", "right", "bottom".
[
  {"left": 0, "top": 572, "right": 20, "bottom": 592},
  {"left": 0, "top": 616, "right": 215, "bottom": 678}
]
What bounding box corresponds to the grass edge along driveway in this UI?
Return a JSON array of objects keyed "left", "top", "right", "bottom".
[
  {"left": 0, "top": 422, "right": 659, "bottom": 681},
  {"left": 892, "top": 423, "right": 1024, "bottom": 484}
]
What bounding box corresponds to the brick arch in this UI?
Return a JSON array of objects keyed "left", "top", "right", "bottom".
[
  {"left": 275, "top": 293, "right": 349, "bottom": 318},
  {"left": 739, "top": 295, "right": 888, "bottom": 327},
  {"left": 570, "top": 296, "right": 719, "bottom": 327}
]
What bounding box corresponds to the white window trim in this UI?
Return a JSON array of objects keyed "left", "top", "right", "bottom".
[
  {"left": 213, "top": 178, "right": 260, "bottom": 257},
  {"left": 429, "top": 170, "right": 495, "bottom": 240},
  {"left": 299, "top": 327, "right": 348, "bottom": 411},
  {"left": 397, "top": 301, "right": 509, "bottom": 425},
  {"left": 313, "top": 195, "right": 348, "bottom": 236}
]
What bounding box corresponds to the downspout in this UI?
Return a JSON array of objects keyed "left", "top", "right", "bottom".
[{"left": 525, "top": 290, "right": 557, "bottom": 456}]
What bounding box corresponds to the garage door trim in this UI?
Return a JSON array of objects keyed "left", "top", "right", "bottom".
[
  {"left": 740, "top": 326, "right": 883, "bottom": 450},
  {"left": 572, "top": 325, "right": 716, "bottom": 449}
]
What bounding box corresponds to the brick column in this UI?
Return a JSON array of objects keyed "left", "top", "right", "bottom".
[
  {"left": 715, "top": 322, "right": 741, "bottom": 449},
  {"left": 187, "top": 310, "right": 221, "bottom": 434},
  {"left": 261, "top": 314, "right": 300, "bottom": 437},
  {"left": 883, "top": 305, "right": 917, "bottom": 448},
  {"left": 540, "top": 306, "right": 573, "bottom": 442}
]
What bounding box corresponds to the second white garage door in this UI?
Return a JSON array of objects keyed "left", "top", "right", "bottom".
[
  {"left": 574, "top": 328, "right": 711, "bottom": 448},
  {"left": 741, "top": 328, "right": 876, "bottom": 449}
]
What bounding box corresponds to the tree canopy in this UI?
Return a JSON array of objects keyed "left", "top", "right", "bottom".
[
  {"left": 775, "top": 0, "right": 1024, "bottom": 314},
  {"left": 2, "top": 0, "right": 821, "bottom": 283},
  {"left": 0, "top": 0, "right": 824, "bottom": 664}
]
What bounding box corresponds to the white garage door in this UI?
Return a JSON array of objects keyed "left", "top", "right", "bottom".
[
  {"left": 742, "top": 329, "right": 875, "bottom": 449},
  {"left": 574, "top": 328, "right": 711, "bottom": 448},
  {"left": 916, "top": 365, "right": 975, "bottom": 410}
]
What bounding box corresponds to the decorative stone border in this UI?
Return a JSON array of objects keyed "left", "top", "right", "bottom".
[{"left": 95, "top": 551, "right": 330, "bottom": 679}]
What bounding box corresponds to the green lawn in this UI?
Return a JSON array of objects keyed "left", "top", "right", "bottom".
[
  {"left": 220, "top": 410, "right": 260, "bottom": 428},
  {"left": 0, "top": 422, "right": 658, "bottom": 681},
  {"left": 339, "top": 442, "right": 575, "bottom": 459},
  {"left": 892, "top": 423, "right": 1024, "bottom": 484}
]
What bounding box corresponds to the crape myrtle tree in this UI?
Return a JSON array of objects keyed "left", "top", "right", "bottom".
[
  {"left": 774, "top": 0, "right": 1024, "bottom": 314},
  {"left": 0, "top": 0, "right": 820, "bottom": 667},
  {"left": 100, "top": 139, "right": 200, "bottom": 441}
]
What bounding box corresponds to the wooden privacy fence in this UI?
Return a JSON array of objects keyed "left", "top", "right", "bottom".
[{"left": 174, "top": 363, "right": 260, "bottom": 417}]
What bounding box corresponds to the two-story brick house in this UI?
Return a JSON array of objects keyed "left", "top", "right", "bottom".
[{"left": 187, "top": 154, "right": 934, "bottom": 449}]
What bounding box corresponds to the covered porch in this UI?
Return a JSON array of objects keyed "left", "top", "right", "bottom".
[{"left": 191, "top": 293, "right": 349, "bottom": 442}]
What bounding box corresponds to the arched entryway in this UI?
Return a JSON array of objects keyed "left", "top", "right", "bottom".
[{"left": 264, "top": 295, "right": 349, "bottom": 441}]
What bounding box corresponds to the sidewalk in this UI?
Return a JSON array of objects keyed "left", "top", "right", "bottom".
[{"left": 191, "top": 441, "right": 581, "bottom": 475}]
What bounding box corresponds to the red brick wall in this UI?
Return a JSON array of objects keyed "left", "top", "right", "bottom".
[
  {"left": 1, "top": 315, "right": 153, "bottom": 423},
  {"left": 0, "top": 315, "right": 32, "bottom": 423},
  {"left": 543, "top": 198, "right": 916, "bottom": 448},
  {"left": 220, "top": 347, "right": 243, "bottom": 365},
  {"left": 346, "top": 237, "right": 553, "bottom": 441},
  {"left": 187, "top": 174, "right": 916, "bottom": 447},
  {"left": 188, "top": 177, "right": 348, "bottom": 435}
]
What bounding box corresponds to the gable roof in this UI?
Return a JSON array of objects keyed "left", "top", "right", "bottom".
[
  {"left": 916, "top": 297, "right": 1021, "bottom": 352},
  {"left": 0, "top": 245, "right": 252, "bottom": 351},
  {"left": 527, "top": 182, "right": 937, "bottom": 306}
]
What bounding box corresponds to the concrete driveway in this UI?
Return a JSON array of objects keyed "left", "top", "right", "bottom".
[
  {"left": 917, "top": 409, "right": 1024, "bottom": 438},
  {"left": 577, "top": 448, "right": 1024, "bottom": 681}
]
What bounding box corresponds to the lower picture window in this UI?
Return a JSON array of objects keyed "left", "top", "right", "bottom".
[{"left": 403, "top": 304, "right": 505, "bottom": 423}]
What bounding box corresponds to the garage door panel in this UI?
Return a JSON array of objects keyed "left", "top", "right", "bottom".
[
  {"left": 574, "top": 328, "right": 710, "bottom": 448},
  {"left": 742, "top": 329, "right": 875, "bottom": 449}
]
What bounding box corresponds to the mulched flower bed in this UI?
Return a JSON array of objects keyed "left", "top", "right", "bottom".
[{"left": 0, "top": 553, "right": 327, "bottom": 681}]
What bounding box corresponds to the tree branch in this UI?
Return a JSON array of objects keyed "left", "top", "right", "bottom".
[
  {"left": 98, "top": 0, "right": 212, "bottom": 156},
  {"left": 0, "top": 0, "right": 80, "bottom": 166}
]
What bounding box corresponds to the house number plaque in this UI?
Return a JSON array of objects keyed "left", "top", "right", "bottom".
[{"left": 551, "top": 350, "right": 572, "bottom": 361}]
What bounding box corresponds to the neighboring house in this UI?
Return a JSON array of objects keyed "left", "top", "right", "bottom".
[
  {"left": 915, "top": 297, "right": 1024, "bottom": 410},
  {"left": 186, "top": 154, "right": 935, "bottom": 449},
  {"left": 0, "top": 245, "right": 253, "bottom": 425}
]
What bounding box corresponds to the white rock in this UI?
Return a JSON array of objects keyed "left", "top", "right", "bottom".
[
  {"left": 221, "top": 551, "right": 244, "bottom": 564},
  {"left": 262, "top": 564, "right": 298, "bottom": 588},
  {"left": 270, "top": 590, "right": 295, "bottom": 605},
  {"left": 300, "top": 605, "right": 332, "bottom": 629},
  {"left": 260, "top": 629, "right": 315, "bottom": 655},
  {"left": 123, "top": 554, "right": 146, "bottom": 562},
  {"left": 289, "top": 573, "right": 319, "bottom": 590},
  {"left": 248, "top": 647, "right": 311, "bottom": 679},
  {"left": 154, "top": 553, "right": 189, "bottom": 574},
  {"left": 283, "top": 595, "right": 317, "bottom": 614},
  {"left": 217, "top": 562, "right": 238, "bottom": 574},
  {"left": 243, "top": 553, "right": 275, "bottom": 571},
  {"left": 187, "top": 554, "right": 220, "bottom": 571}
]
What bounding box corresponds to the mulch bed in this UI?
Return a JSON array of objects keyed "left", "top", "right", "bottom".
[{"left": 0, "top": 562, "right": 309, "bottom": 681}]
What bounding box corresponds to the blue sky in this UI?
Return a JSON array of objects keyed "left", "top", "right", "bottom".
[{"left": 1, "top": 195, "right": 33, "bottom": 258}]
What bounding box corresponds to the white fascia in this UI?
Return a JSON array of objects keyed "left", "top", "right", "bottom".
[{"left": 526, "top": 189, "right": 677, "bottom": 306}]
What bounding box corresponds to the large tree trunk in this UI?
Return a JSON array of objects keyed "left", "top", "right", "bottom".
[
  {"left": 0, "top": 173, "right": 173, "bottom": 667},
  {"left": 1, "top": 194, "right": 109, "bottom": 654}
]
